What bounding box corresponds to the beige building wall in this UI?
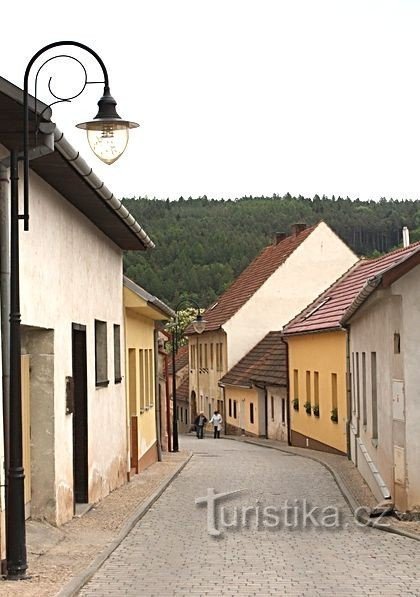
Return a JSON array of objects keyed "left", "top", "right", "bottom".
[
  {"left": 349, "top": 264, "right": 420, "bottom": 511},
  {"left": 224, "top": 222, "right": 357, "bottom": 370},
  {"left": 19, "top": 170, "right": 127, "bottom": 525},
  {"left": 225, "top": 386, "right": 262, "bottom": 436},
  {"left": 189, "top": 330, "right": 227, "bottom": 422}
]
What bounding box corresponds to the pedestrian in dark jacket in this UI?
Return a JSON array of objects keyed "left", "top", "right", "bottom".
[{"left": 194, "top": 412, "right": 207, "bottom": 439}]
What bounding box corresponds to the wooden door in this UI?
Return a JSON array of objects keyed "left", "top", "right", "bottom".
[{"left": 72, "top": 325, "right": 88, "bottom": 505}]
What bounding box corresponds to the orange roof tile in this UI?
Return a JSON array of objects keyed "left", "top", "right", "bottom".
[
  {"left": 187, "top": 224, "right": 316, "bottom": 334},
  {"left": 168, "top": 344, "right": 189, "bottom": 375},
  {"left": 283, "top": 242, "right": 420, "bottom": 336},
  {"left": 219, "top": 331, "right": 287, "bottom": 387}
]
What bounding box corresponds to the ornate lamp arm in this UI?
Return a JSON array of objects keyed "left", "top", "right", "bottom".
[{"left": 22, "top": 41, "right": 109, "bottom": 231}]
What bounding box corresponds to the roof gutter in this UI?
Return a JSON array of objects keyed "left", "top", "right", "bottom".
[
  {"left": 340, "top": 276, "right": 382, "bottom": 325},
  {"left": 54, "top": 128, "right": 155, "bottom": 249}
]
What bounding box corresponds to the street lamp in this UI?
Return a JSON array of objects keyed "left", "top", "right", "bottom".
[
  {"left": 6, "top": 41, "right": 138, "bottom": 580},
  {"left": 171, "top": 300, "right": 205, "bottom": 452}
]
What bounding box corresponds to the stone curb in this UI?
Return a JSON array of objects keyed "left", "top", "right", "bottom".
[
  {"left": 226, "top": 436, "right": 420, "bottom": 543},
  {"left": 57, "top": 453, "right": 193, "bottom": 597}
]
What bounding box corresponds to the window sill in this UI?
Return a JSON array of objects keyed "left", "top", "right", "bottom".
[
  {"left": 96, "top": 380, "right": 109, "bottom": 388},
  {"left": 371, "top": 438, "right": 378, "bottom": 448}
]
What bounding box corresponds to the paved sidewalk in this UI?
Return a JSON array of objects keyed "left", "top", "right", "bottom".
[
  {"left": 227, "top": 435, "right": 420, "bottom": 540},
  {"left": 0, "top": 451, "right": 190, "bottom": 597}
]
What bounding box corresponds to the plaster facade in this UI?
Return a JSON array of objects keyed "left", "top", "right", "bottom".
[
  {"left": 287, "top": 331, "right": 348, "bottom": 454},
  {"left": 224, "top": 222, "right": 357, "bottom": 370},
  {"left": 19, "top": 170, "right": 127, "bottom": 526},
  {"left": 348, "top": 264, "right": 420, "bottom": 511}
]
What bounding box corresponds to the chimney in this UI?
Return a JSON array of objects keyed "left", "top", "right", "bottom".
[
  {"left": 402, "top": 226, "right": 410, "bottom": 248},
  {"left": 273, "top": 232, "right": 287, "bottom": 245},
  {"left": 291, "top": 223, "right": 307, "bottom": 237}
]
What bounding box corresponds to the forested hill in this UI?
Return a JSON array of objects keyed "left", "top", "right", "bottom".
[{"left": 122, "top": 194, "right": 420, "bottom": 310}]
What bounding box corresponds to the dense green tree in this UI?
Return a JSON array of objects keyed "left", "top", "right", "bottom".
[{"left": 122, "top": 194, "right": 420, "bottom": 310}]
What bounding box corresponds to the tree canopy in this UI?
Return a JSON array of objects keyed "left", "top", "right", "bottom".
[{"left": 123, "top": 194, "right": 420, "bottom": 310}]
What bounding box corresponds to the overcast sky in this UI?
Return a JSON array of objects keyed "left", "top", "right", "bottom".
[{"left": 2, "top": 0, "right": 420, "bottom": 201}]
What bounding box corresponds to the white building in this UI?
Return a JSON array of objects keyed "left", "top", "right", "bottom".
[
  {"left": 343, "top": 243, "right": 420, "bottom": 511},
  {"left": 187, "top": 222, "right": 358, "bottom": 427},
  {"left": 0, "top": 75, "right": 154, "bottom": 539}
]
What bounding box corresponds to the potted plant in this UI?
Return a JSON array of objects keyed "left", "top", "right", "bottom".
[
  {"left": 331, "top": 408, "right": 338, "bottom": 423},
  {"left": 292, "top": 398, "right": 299, "bottom": 411},
  {"left": 304, "top": 401, "right": 312, "bottom": 414},
  {"left": 313, "top": 405, "right": 320, "bottom": 417}
]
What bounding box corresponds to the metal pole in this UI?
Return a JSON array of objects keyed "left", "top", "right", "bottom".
[
  {"left": 6, "top": 150, "right": 27, "bottom": 579},
  {"left": 172, "top": 324, "right": 178, "bottom": 452}
]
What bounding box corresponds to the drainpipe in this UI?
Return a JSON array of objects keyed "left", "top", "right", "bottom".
[
  {"left": 283, "top": 337, "right": 292, "bottom": 446},
  {"left": 345, "top": 326, "right": 352, "bottom": 460},
  {"left": 164, "top": 348, "right": 171, "bottom": 453},
  {"left": 0, "top": 164, "right": 10, "bottom": 479},
  {"left": 153, "top": 328, "right": 162, "bottom": 462}
]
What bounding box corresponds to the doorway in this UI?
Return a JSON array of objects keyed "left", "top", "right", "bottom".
[{"left": 72, "top": 324, "right": 88, "bottom": 507}]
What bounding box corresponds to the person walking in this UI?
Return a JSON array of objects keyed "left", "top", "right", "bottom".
[
  {"left": 194, "top": 412, "right": 207, "bottom": 439},
  {"left": 210, "top": 410, "right": 223, "bottom": 439}
]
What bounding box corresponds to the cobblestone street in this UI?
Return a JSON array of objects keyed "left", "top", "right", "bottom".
[{"left": 80, "top": 437, "right": 420, "bottom": 596}]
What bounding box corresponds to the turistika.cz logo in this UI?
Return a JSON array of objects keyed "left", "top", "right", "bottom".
[{"left": 195, "top": 488, "right": 378, "bottom": 537}]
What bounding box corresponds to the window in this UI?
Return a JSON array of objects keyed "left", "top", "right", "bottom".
[
  {"left": 293, "top": 369, "right": 299, "bottom": 400},
  {"left": 210, "top": 343, "right": 214, "bottom": 369},
  {"left": 394, "top": 333, "right": 400, "bottom": 354},
  {"left": 199, "top": 344, "right": 203, "bottom": 369},
  {"left": 177, "top": 406, "right": 179, "bottom": 421},
  {"left": 331, "top": 373, "right": 338, "bottom": 413},
  {"left": 95, "top": 320, "right": 108, "bottom": 387},
  {"left": 204, "top": 344, "right": 208, "bottom": 369},
  {"left": 113, "top": 324, "right": 121, "bottom": 383},
  {"left": 371, "top": 352, "right": 378, "bottom": 441},
  {"left": 362, "top": 353, "right": 367, "bottom": 427},
  {"left": 216, "top": 343, "right": 224, "bottom": 371},
  {"left": 208, "top": 403, "right": 211, "bottom": 419},
  {"left": 314, "top": 371, "right": 319, "bottom": 408},
  {"left": 233, "top": 400, "right": 237, "bottom": 419},
  {"left": 250, "top": 402, "right": 254, "bottom": 424},
  {"left": 281, "top": 398, "right": 286, "bottom": 424},
  {"left": 185, "top": 409, "right": 188, "bottom": 425},
  {"left": 191, "top": 345, "right": 196, "bottom": 369},
  {"left": 306, "top": 371, "right": 311, "bottom": 405},
  {"left": 271, "top": 395, "right": 274, "bottom": 420},
  {"left": 356, "top": 353, "right": 360, "bottom": 420},
  {"left": 139, "top": 349, "right": 145, "bottom": 411},
  {"left": 351, "top": 353, "right": 356, "bottom": 413},
  {"left": 147, "top": 349, "right": 153, "bottom": 406},
  {"left": 229, "top": 399, "right": 232, "bottom": 417}
]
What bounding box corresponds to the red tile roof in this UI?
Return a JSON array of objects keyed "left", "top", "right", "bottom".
[
  {"left": 168, "top": 344, "right": 189, "bottom": 375},
  {"left": 187, "top": 224, "right": 316, "bottom": 334},
  {"left": 283, "top": 242, "right": 420, "bottom": 336},
  {"left": 219, "top": 331, "right": 287, "bottom": 388},
  {"left": 176, "top": 377, "right": 189, "bottom": 401}
]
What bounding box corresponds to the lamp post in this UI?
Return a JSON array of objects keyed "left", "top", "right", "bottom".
[
  {"left": 171, "top": 300, "right": 205, "bottom": 452},
  {"left": 6, "top": 41, "right": 138, "bottom": 580}
]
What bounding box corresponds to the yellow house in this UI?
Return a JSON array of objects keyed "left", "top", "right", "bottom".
[
  {"left": 219, "top": 331, "right": 288, "bottom": 440},
  {"left": 283, "top": 256, "right": 399, "bottom": 456},
  {"left": 284, "top": 331, "right": 348, "bottom": 454},
  {"left": 123, "top": 277, "right": 174, "bottom": 474}
]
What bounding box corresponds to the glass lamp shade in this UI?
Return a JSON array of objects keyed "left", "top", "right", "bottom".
[
  {"left": 192, "top": 315, "right": 206, "bottom": 334},
  {"left": 77, "top": 119, "right": 139, "bottom": 165}
]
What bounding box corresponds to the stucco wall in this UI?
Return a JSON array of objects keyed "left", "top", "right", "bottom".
[
  {"left": 348, "top": 290, "right": 403, "bottom": 507},
  {"left": 225, "top": 386, "right": 263, "bottom": 436},
  {"left": 224, "top": 223, "right": 357, "bottom": 370},
  {"left": 189, "top": 330, "right": 227, "bottom": 421},
  {"left": 124, "top": 310, "right": 157, "bottom": 464},
  {"left": 392, "top": 265, "right": 420, "bottom": 509},
  {"left": 19, "top": 170, "right": 127, "bottom": 524},
  {"left": 288, "top": 331, "right": 347, "bottom": 454}
]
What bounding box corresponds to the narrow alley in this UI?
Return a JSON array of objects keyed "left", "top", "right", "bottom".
[{"left": 79, "top": 438, "right": 420, "bottom": 596}]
